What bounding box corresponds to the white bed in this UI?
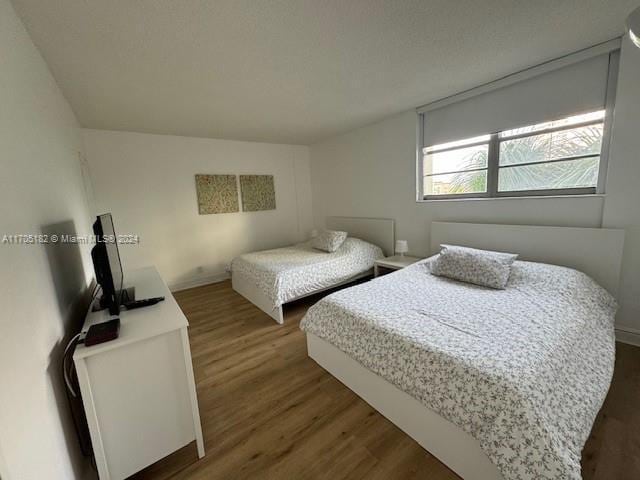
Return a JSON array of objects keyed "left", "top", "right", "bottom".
[
  {"left": 301, "top": 222, "right": 625, "bottom": 480},
  {"left": 231, "top": 216, "right": 394, "bottom": 324}
]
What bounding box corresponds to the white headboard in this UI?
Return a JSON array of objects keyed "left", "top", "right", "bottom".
[
  {"left": 326, "top": 216, "right": 395, "bottom": 256},
  {"left": 430, "top": 222, "right": 625, "bottom": 296}
]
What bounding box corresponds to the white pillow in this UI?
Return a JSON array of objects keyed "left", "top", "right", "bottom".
[
  {"left": 431, "top": 244, "right": 518, "bottom": 289},
  {"left": 311, "top": 229, "right": 348, "bottom": 253}
]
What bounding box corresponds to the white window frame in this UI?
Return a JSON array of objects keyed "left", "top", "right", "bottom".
[{"left": 416, "top": 44, "right": 620, "bottom": 202}]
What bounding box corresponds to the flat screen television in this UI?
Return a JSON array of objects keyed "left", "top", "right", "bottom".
[{"left": 91, "top": 213, "right": 124, "bottom": 315}]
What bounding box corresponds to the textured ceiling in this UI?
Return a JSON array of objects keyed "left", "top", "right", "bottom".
[{"left": 11, "top": 0, "right": 637, "bottom": 145}]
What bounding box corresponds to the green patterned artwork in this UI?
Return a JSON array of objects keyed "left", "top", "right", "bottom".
[
  {"left": 240, "top": 175, "right": 276, "bottom": 212},
  {"left": 195, "top": 174, "right": 239, "bottom": 214}
]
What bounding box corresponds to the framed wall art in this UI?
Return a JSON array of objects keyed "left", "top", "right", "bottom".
[
  {"left": 195, "top": 174, "right": 239, "bottom": 214},
  {"left": 239, "top": 175, "right": 276, "bottom": 212}
]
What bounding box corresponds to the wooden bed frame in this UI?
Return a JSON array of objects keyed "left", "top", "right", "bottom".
[
  {"left": 232, "top": 216, "right": 395, "bottom": 324},
  {"left": 307, "top": 222, "right": 625, "bottom": 480}
]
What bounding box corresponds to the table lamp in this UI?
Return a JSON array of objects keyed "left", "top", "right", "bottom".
[{"left": 395, "top": 240, "right": 408, "bottom": 257}]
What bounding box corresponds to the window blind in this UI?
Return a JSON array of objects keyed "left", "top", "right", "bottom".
[{"left": 421, "top": 52, "right": 613, "bottom": 147}]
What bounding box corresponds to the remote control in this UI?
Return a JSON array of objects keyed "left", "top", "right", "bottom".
[{"left": 123, "top": 296, "right": 165, "bottom": 310}]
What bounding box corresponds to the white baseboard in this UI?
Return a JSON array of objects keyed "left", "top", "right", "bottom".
[
  {"left": 169, "top": 272, "right": 230, "bottom": 292},
  {"left": 615, "top": 327, "right": 640, "bottom": 347}
]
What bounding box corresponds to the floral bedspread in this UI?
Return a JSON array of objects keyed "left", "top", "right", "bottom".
[
  {"left": 231, "top": 238, "right": 383, "bottom": 307},
  {"left": 300, "top": 257, "right": 616, "bottom": 480}
]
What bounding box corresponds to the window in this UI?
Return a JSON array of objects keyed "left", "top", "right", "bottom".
[
  {"left": 416, "top": 45, "right": 619, "bottom": 201},
  {"left": 423, "top": 135, "right": 490, "bottom": 196},
  {"left": 423, "top": 135, "right": 490, "bottom": 197},
  {"left": 421, "top": 110, "right": 606, "bottom": 199}
]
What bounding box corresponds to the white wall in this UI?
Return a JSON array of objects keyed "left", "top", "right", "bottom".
[
  {"left": 82, "top": 129, "right": 313, "bottom": 290},
  {"left": 310, "top": 109, "right": 604, "bottom": 241},
  {"left": 601, "top": 36, "right": 640, "bottom": 338},
  {"left": 310, "top": 37, "right": 640, "bottom": 337},
  {"left": 0, "top": 1, "right": 93, "bottom": 479}
]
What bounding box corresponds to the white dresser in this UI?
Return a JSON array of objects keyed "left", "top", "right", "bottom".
[{"left": 73, "top": 266, "right": 204, "bottom": 480}]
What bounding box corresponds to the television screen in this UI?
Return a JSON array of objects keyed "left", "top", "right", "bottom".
[{"left": 91, "top": 213, "right": 124, "bottom": 315}]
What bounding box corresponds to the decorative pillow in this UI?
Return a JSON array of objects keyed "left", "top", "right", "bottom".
[
  {"left": 311, "top": 229, "right": 348, "bottom": 253},
  {"left": 431, "top": 244, "right": 518, "bottom": 289}
]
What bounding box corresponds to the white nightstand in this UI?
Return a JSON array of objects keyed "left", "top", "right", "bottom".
[{"left": 374, "top": 255, "right": 422, "bottom": 277}]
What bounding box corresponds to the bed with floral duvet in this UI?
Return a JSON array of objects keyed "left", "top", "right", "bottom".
[{"left": 300, "top": 256, "right": 616, "bottom": 480}]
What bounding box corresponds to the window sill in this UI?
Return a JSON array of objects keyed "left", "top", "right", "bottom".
[{"left": 417, "top": 193, "right": 606, "bottom": 203}]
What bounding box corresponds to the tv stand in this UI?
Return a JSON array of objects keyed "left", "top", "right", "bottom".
[{"left": 74, "top": 266, "right": 204, "bottom": 480}]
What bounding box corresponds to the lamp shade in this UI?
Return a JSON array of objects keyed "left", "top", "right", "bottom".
[
  {"left": 628, "top": 6, "right": 640, "bottom": 49},
  {"left": 395, "top": 240, "right": 408, "bottom": 254}
]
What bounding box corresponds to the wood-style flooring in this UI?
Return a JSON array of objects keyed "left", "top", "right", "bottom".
[{"left": 130, "top": 279, "right": 640, "bottom": 480}]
